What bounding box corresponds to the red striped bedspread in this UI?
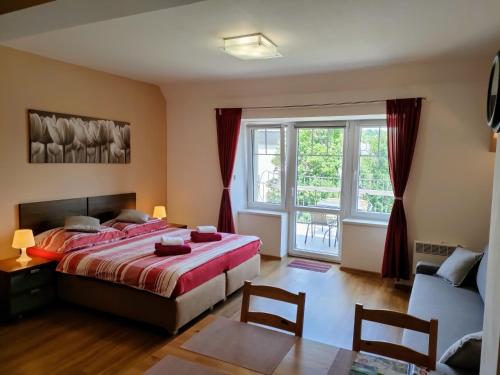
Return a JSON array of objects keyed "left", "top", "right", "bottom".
[{"left": 56, "top": 228, "right": 260, "bottom": 298}]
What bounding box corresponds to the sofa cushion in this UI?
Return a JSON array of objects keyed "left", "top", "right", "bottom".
[
  {"left": 476, "top": 249, "right": 488, "bottom": 302},
  {"left": 439, "top": 331, "right": 482, "bottom": 370},
  {"left": 403, "top": 274, "right": 484, "bottom": 359},
  {"left": 435, "top": 362, "right": 479, "bottom": 375},
  {"left": 436, "top": 247, "right": 483, "bottom": 286},
  {"left": 415, "top": 261, "right": 440, "bottom": 275}
]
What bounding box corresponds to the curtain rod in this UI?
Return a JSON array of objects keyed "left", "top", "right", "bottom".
[{"left": 217, "top": 97, "right": 426, "bottom": 111}]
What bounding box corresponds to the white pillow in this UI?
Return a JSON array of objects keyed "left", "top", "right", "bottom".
[
  {"left": 115, "top": 209, "right": 150, "bottom": 224},
  {"left": 436, "top": 247, "right": 483, "bottom": 286},
  {"left": 439, "top": 331, "right": 482, "bottom": 370},
  {"left": 64, "top": 215, "right": 100, "bottom": 233}
]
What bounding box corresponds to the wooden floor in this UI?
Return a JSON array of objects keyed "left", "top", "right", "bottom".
[{"left": 0, "top": 257, "right": 409, "bottom": 375}]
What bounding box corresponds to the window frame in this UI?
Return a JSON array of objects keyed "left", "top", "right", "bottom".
[
  {"left": 349, "top": 119, "right": 392, "bottom": 221},
  {"left": 246, "top": 123, "right": 287, "bottom": 210},
  {"left": 290, "top": 121, "right": 348, "bottom": 212},
  {"left": 244, "top": 118, "right": 391, "bottom": 223}
]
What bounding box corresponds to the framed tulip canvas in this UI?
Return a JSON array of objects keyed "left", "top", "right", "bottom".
[{"left": 28, "top": 110, "right": 130, "bottom": 163}]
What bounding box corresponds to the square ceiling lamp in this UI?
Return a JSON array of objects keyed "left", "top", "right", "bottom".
[{"left": 223, "top": 33, "right": 281, "bottom": 60}]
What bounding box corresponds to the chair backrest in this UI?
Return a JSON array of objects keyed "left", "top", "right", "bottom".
[
  {"left": 311, "top": 212, "right": 328, "bottom": 225},
  {"left": 352, "top": 304, "right": 438, "bottom": 370},
  {"left": 240, "top": 281, "right": 306, "bottom": 337}
]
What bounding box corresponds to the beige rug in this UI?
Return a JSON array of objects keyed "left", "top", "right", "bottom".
[
  {"left": 144, "top": 355, "right": 225, "bottom": 375},
  {"left": 182, "top": 316, "right": 297, "bottom": 375},
  {"left": 327, "top": 348, "right": 357, "bottom": 374}
]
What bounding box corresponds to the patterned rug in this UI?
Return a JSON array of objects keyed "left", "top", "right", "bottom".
[{"left": 287, "top": 259, "right": 331, "bottom": 273}]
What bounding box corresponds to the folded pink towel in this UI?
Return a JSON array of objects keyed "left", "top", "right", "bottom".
[
  {"left": 190, "top": 231, "right": 222, "bottom": 243},
  {"left": 154, "top": 243, "right": 191, "bottom": 256}
]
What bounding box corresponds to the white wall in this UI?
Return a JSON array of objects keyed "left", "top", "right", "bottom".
[
  {"left": 480, "top": 136, "right": 500, "bottom": 374},
  {"left": 341, "top": 220, "right": 387, "bottom": 273},
  {"left": 162, "top": 57, "right": 495, "bottom": 264},
  {"left": 0, "top": 46, "right": 167, "bottom": 259},
  {"left": 238, "top": 210, "right": 287, "bottom": 258},
  {"left": 231, "top": 127, "right": 247, "bottom": 229}
]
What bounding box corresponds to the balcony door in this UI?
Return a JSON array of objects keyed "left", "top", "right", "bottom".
[{"left": 287, "top": 123, "right": 348, "bottom": 262}]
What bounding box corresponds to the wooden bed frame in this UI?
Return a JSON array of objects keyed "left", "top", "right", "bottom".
[{"left": 18, "top": 193, "right": 260, "bottom": 334}]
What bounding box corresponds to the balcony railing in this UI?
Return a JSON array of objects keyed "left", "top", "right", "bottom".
[{"left": 257, "top": 171, "right": 393, "bottom": 204}]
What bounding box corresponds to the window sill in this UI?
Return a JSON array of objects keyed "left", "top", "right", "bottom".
[
  {"left": 342, "top": 218, "right": 388, "bottom": 228},
  {"left": 238, "top": 209, "right": 286, "bottom": 217}
]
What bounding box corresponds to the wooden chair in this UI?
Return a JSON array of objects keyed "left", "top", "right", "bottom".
[
  {"left": 304, "top": 212, "right": 338, "bottom": 247},
  {"left": 240, "top": 281, "right": 306, "bottom": 337},
  {"left": 352, "top": 304, "right": 438, "bottom": 370}
]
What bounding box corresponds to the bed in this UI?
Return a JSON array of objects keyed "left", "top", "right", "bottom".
[{"left": 18, "top": 193, "right": 261, "bottom": 334}]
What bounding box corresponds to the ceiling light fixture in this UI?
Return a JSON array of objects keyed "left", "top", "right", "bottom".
[{"left": 223, "top": 33, "right": 281, "bottom": 60}]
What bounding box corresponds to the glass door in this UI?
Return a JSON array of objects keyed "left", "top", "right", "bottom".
[{"left": 288, "top": 123, "right": 347, "bottom": 262}]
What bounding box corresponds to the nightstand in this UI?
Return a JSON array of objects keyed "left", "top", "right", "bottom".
[
  {"left": 0, "top": 256, "right": 57, "bottom": 321},
  {"left": 167, "top": 223, "right": 188, "bottom": 229}
]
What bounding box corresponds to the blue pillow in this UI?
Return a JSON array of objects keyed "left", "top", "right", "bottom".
[
  {"left": 476, "top": 248, "right": 488, "bottom": 302},
  {"left": 436, "top": 247, "right": 483, "bottom": 286}
]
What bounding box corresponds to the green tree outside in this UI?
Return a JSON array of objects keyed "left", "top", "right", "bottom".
[{"left": 262, "top": 127, "right": 393, "bottom": 217}]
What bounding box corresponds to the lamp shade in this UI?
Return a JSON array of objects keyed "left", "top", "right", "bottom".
[
  {"left": 152, "top": 206, "right": 167, "bottom": 219},
  {"left": 12, "top": 229, "right": 35, "bottom": 249}
]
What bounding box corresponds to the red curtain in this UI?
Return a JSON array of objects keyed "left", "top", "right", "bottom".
[
  {"left": 382, "top": 98, "right": 422, "bottom": 279},
  {"left": 216, "top": 108, "right": 242, "bottom": 233}
]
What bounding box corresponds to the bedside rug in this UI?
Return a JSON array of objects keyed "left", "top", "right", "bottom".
[{"left": 287, "top": 259, "right": 331, "bottom": 273}]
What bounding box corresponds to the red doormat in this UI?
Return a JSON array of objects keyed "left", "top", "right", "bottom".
[{"left": 287, "top": 259, "right": 331, "bottom": 273}]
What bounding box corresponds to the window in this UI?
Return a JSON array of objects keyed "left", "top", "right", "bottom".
[
  {"left": 248, "top": 125, "right": 285, "bottom": 207},
  {"left": 245, "top": 119, "right": 392, "bottom": 222},
  {"left": 354, "top": 124, "right": 393, "bottom": 218},
  {"left": 295, "top": 127, "right": 344, "bottom": 209}
]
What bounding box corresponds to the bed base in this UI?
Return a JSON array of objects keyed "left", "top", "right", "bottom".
[
  {"left": 226, "top": 254, "right": 261, "bottom": 296},
  {"left": 57, "top": 254, "right": 260, "bottom": 334}
]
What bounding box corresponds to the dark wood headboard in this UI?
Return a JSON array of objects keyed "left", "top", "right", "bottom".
[
  {"left": 18, "top": 193, "right": 136, "bottom": 235},
  {"left": 88, "top": 193, "right": 136, "bottom": 223},
  {"left": 18, "top": 197, "right": 87, "bottom": 235}
]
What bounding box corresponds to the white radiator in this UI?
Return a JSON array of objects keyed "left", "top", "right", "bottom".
[{"left": 412, "top": 240, "right": 458, "bottom": 271}]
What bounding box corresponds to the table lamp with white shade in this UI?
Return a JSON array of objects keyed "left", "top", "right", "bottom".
[
  {"left": 152, "top": 206, "right": 167, "bottom": 220},
  {"left": 12, "top": 229, "right": 35, "bottom": 263}
]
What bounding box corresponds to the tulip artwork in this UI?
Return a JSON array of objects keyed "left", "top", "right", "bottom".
[{"left": 28, "top": 110, "right": 130, "bottom": 164}]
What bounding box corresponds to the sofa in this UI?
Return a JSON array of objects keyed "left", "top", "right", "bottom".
[{"left": 402, "top": 251, "right": 488, "bottom": 375}]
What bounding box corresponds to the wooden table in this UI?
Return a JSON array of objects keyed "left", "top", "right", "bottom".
[{"left": 138, "top": 315, "right": 356, "bottom": 375}]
